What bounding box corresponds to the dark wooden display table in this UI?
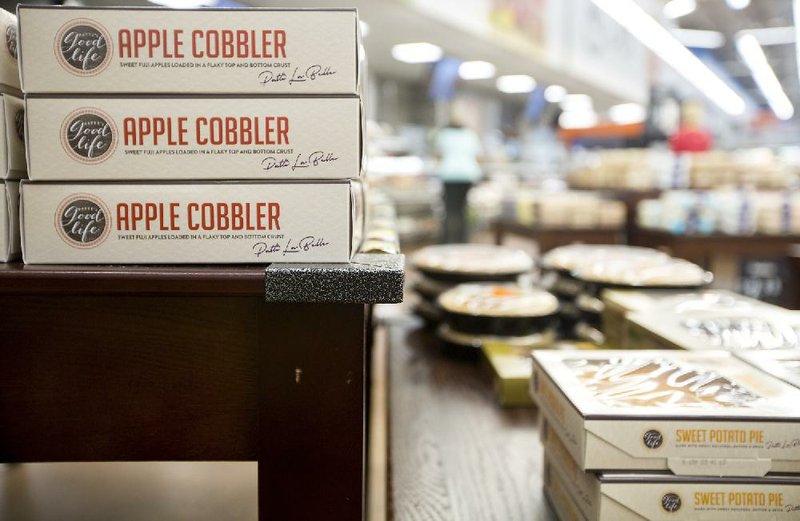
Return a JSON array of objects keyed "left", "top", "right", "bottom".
[
  {"left": 384, "top": 315, "right": 555, "bottom": 520},
  {"left": 492, "top": 219, "right": 624, "bottom": 251},
  {"left": 632, "top": 228, "right": 800, "bottom": 269},
  {"left": 0, "top": 255, "right": 403, "bottom": 521}
]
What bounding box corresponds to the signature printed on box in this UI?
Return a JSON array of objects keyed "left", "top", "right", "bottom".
[
  {"left": 258, "top": 65, "right": 337, "bottom": 85},
  {"left": 252, "top": 236, "right": 331, "bottom": 257},
  {"left": 261, "top": 151, "right": 340, "bottom": 172}
]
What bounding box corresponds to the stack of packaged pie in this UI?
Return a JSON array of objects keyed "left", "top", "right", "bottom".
[
  {"left": 0, "top": 9, "right": 24, "bottom": 262},
  {"left": 530, "top": 349, "right": 800, "bottom": 520},
  {"left": 540, "top": 244, "right": 711, "bottom": 345},
  {"left": 17, "top": 5, "right": 365, "bottom": 264},
  {"left": 409, "top": 243, "right": 534, "bottom": 326}
]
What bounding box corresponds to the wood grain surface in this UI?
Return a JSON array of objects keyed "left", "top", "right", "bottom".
[{"left": 387, "top": 316, "right": 555, "bottom": 521}]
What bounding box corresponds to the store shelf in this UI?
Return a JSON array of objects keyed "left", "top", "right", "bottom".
[
  {"left": 492, "top": 219, "right": 625, "bottom": 252},
  {"left": 0, "top": 260, "right": 404, "bottom": 521},
  {"left": 633, "top": 228, "right": 800, "bottom": 266},
  {"left": 386, "top": 316, "right": 554, "bottom": 521}
]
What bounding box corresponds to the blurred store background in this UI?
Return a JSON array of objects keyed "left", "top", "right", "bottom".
[{"left": 17, "top": 0, "right": 800, "bottom": 308}]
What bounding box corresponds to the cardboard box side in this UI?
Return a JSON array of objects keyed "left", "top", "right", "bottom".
[
  {"left": 0, "top": 182, "right": 7, "bottom": 260},
  {"left": 602, "top": 480, "right": 800, "bottom": 520},
  {"left": 3, "top": 94, "right": 25, "bottom": 178},
  {"left": 19, "top": 8, "right": 359, "bottom": 94},
  {"left": 26, "top": 96, "right": 362, "bottom": 181},
  {"left": 543, "top": 420, "right": 601, "bottom": 520},
  {"left": 0, "top": 9, "right": 20, "bottom": 94},
  {"left": 21, "top": 181, "right": 353, "bottom": 264},
  {"left": 5, "top": 179, "right": 19, "bottom": 259},
  {"left": 530, "top": 357, "right": 587, "bottom": 467}
]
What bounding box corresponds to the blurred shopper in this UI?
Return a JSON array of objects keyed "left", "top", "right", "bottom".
[
  {"left": 435, "top": 119, "right": 483, "bottom": 243},
  {"left": 669, "top": 100, "right": 713, "bottom": 153}
]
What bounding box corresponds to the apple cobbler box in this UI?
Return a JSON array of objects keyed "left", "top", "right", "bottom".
[
  {"left": 20, "top": 180, "right": 362, "bottom": 264},
  {"left": 0, "top": 94, "right": 25, "bottom": 179},
  {"left": 0, "top": 9, "right": 20, "bottom": 95},
  {"left": 530, "top": 350, "right": 800, "bottom": 476},
  {"left": 0, "top": 181, "right": 20, "bottom": 261},
  {"left": 25, "top": 96, "right": 363, "bottom": 180},
  {"left": 18, "top": 6, "right": 363, "bottom": 94},
  {"left": 543, "top": 438, "right": 800, "bottom": 521}
]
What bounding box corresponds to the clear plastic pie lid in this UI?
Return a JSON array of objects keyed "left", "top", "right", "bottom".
[
  {"left": 574, "top": 257, "right": 711, "bottom": 287},
  {"left": 411, "top": 244, "right": 533, "bottom": 275},
  {"left": 438, "top": 283, "right": 559, "bottom": 317},
  {"left": 541, "top": 244, "right": 668, "bottom": 272},
  {"left": 564, "top": 356, "right": 760, "bottom": 409},
  {"left": 682, "top": 315, "right": 800, "bottom": 351}
]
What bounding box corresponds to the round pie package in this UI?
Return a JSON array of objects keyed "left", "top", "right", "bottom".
[
  {"left": 411, "top": 243, "right": 534, "bottom": 283},
  {"left": 438, "top": 283, "right": 559, "bottom": 338}
]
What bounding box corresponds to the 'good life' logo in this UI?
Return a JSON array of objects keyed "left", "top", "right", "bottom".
[
  {"left": 61, "top": 108, "right": 118, "bottom": 164},
  {"left": 55, "top": 194, "right": 111, "bottom": 248},
  {"left": 54, "top": 19, "right": 112, "bottom": 75}
]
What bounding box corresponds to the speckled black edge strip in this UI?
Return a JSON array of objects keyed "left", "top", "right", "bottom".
[{"left": 264, "top": 253, "right": 404, "bottom": 304}]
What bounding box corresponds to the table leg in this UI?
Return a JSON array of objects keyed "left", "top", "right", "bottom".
[{"left": 258, "top": 303, "right": 366, "bottom": 521}]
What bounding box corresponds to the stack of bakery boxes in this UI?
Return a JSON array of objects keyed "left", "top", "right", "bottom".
[
  {"left": 17, "top": 5, "right": 364, "bottom": 264},
  {"left": 0, "top": 10, "right": 25, "bottom": 263},
  {"left": 530, "top": 348, "right": 800, "bottom": 520}
]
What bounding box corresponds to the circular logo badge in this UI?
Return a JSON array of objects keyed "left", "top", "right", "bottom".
[
  {"left": 662, "top": 493, "right": 682, "bottom": 513},
  {"left": 14, "top": 109, "right": 24, "bottom": 142},
  {"left": 6, "top": 24, "right": 17, "bottom": 60},
  {"left": 643, "top": 429, "right": 664, "bottom": 450},
  {"left": 54, "top": 19, "right": 112, "bottom": 76},
  {"left": 61, "top": 108, "right": 118, "bottom": 164},
  {"left": 55, "top": 194, "right": 111, "bottom": 249}
]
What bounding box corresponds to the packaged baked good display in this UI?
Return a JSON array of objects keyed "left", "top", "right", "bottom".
[
  {"left": 411, "top": 243, "right": 533, "bottom": 283},
  {"left": 18, "top": 6, "right": 363, "bottom": 95},
  {"left": 543, "top": 420, "right": 800, "bottom": 521},
  {"left": 530, "top": 350, "right": 800, "bottom": 475},
  {"left": 20, "top": 180, "right": 362, "bottom": 264},
  {"left": 737, "top": 349, "right": 800, "bottom": 389},
  {"left": 26, "top": 96, "right": 363, "bottom": 180},
  {"left": 627, "top": 309, "right": 800, "bottom": 352},
  {"left": 438, "top": 283, "right": 558, "bottom": 337}
]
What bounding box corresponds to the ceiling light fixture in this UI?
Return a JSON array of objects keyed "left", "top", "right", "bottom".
[
  {"left": 726, "top": 0, "right": 751, "bottom": 10},
  {"left": 544, "top": 85, "right": 567, "bottom": 103},
  {"left": 740, "top": 27, "right": 795, "bottom": 46},
  {"left": 736, "top": 33, "right": 794, "bottom": 120},
  {"left": 672, "top": 29, "right": 725, "bottom": 49},
  {"left": 663, "top": 0, "right": 696, "bottom": 20},
  {"left": 559, "top": 110, "right": 599, "bottom": 129},
  {"left": 609, "top": 103, "right": 647, "bottom": 124},
  {"left": 560, "top": 94, "right": 593, "bottom": 112},
  {"left": 391, "top": 42, "right": 443, "bottom": 64},
  {"left": 458, "top": 61, "right": 496, "bottom": 80},
  {"left": 591, "top": 0, "right": 746, "bottom": 115},
  {"left": 496, "top": 75, "right": 536, "bottom": 93}
]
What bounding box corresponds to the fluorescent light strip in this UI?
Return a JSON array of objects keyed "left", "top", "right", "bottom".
[
  {"left": 736, "top": 34, "right": 794, "bottom": 120},
  {"left": 609, "top": 103, "right": 646, "bottom": 124},
  {"left": 673, "top": 29, "right": 725, "bottom": 49},
  {"left": 561, "top": 94, "right": 593, "bottom": 112},
  {"left": 726, "top": 0, "right": 751, "bottom": 10},
  {"left": 391, "top": 42, "right": 443, "bottom": 64},
  {"left": 544, "top": 85, "right": 567, "bottom": 103},
  {"left": 559, "top": 111, "right": 598, "bottom": 129},
  {"left": 496, "top": 75, "right": 536, "bottom": 93},
  {"left": 740, "top": 27, "right": 795, "bottom": 46},
  {"left": 796, "top": 0, "right": 800, "bottom": 92},
  {"left": 591, "top": 0, "right": 746, "bottom": 115},
  {"left": 458, "top": 61, "right": 496, "bottom": 80},
  {"left": 663, "top": 0, "right": 696, "bottom": 20}
]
